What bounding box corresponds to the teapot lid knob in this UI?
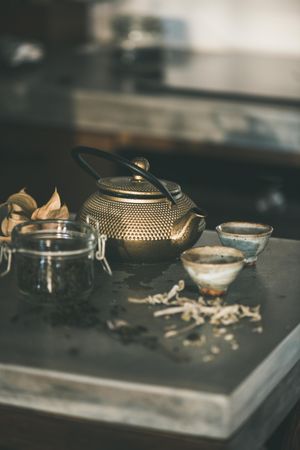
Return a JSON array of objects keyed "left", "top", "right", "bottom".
[{"left": 131, "top": 157, "right": 150, "bottom": 181}]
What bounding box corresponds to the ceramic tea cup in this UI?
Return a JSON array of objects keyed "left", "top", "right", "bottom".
[
  {"left": 181, "top": 246, "right": 244, "bottom": 296},
  {"left": 216, "top": 221, "right": 273, "bottom": 265}
]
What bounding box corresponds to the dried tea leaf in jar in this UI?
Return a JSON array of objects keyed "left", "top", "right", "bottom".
[{"left": 12, "top": 220, "right": 97, "bottom": 301}]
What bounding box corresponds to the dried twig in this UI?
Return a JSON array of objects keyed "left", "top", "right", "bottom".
[{"left": 128, "top": 280, "right": 185, "bottom": 305}]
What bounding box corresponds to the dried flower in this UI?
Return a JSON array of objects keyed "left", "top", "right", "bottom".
[
  {"left": 213, "top": 327, "right": 227, "bottom": 337},
  {"left": 224, "top": 334, "right": 234, "bottom": 341},
  {"left": 1, "top": 188, "right": 69, "bottom": 241},
  {"left": 107, "top": 319, "right": 130, "bottom": 331},
  {"left": 211, "top": 345, "right": 220, "bottom": 355},
  {"left": 0, "top": 188, "right": 37, "bottom": 239},
  {"left": 231, "top": 342, "right": 239, "bottom": 351},
  {"left": 31, "top": 188, "right": 69, "bottom": 220},
  {"left": 2, "top": 188, "right": 38, "bottom": 216},
  {"left": 252, "top": 326, "right": 263, "bottom": 333}
]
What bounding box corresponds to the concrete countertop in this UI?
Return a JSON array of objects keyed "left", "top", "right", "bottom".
[
  {"left": 0, "top": 231, "right": 299, "bottom": 442},
  {"left": 0, "top": 48, "right": 300, "bottom": 159}
]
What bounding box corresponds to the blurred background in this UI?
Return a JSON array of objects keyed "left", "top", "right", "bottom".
[{"left": 1, "top": 0, "right": 300, "bottom": 238}]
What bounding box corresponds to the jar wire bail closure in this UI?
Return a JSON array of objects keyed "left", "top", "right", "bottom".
[
  {"left": 0, "top": 243, "right": 13, "bottom": 277},
  {"left": 86, "top": 215, "right": 112, "bottom": 276}
]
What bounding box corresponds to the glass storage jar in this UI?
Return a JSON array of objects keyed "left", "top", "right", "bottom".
[{"left": 1, "top": 220, "right": 98, "bottom": 301}]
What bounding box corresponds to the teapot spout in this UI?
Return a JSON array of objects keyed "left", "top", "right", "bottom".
[{"left": 171, "top": 207, "right": 206, "bottom": 249}]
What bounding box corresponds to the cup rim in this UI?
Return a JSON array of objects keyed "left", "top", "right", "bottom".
[
  {"left": 216, "top": 221, "right": 273, "bottom": 238},
  {"left": 181, "top": 245, "right": 244, "bottom": 268}
]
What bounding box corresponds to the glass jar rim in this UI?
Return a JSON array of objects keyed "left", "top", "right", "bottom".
[{"left": 11, "top": 219, "right": 97, "bottom": 257}]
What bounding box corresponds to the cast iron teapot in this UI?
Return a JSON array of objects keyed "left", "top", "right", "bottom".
[{"left": 72, "top": 146, "right": 206, "bottom": 263}]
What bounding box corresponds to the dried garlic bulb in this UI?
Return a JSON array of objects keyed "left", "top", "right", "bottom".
[
  {"left": 3, "top": 188, "right": 38, "bottom": 216},
  {"left": 1, "top": 188, "right": 69, "bottom": 240},
  {"left": 31, "top": 189, "right": 69, "bottom": 221},
  {"left": 0, "top": 188, "right": 37, "bottom": 237},
  {"left": 1, "top": 214, "right": 27, "bottom": 237}
]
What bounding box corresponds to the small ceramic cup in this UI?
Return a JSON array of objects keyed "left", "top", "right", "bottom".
[
  {"left": 181, "top": 245, "right": 244, "bottom": 296},
  {"left": 216, "top": 221, "right": 273, "bottom": 265}
]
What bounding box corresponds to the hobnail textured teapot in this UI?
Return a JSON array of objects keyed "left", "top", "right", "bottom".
[{"left": 72, "top": 146, "right": 206, "bottom": 263}]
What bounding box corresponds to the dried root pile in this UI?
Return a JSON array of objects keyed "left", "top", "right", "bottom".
[
  {"left": 129, "top": 280, "right": 261, "bottom": 337},
  {"left": 129, "top": 280, "right": 263, "bottom": 361}
]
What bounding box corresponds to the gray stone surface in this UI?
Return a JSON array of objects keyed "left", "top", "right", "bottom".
[{"left": 0, "top": 231, "right": 299, "bottom": 439}]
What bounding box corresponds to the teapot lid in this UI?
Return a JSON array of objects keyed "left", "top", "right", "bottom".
[{"left": 97, "top": 157, "right": 181, "bottom": 199}]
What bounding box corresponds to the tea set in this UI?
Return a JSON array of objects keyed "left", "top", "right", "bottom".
[
  {"left": 71, "top": 146, "right": 273, "bottom": 296},
  {"left": 0, "top": 146, "right": 273, "bottom": 298}
]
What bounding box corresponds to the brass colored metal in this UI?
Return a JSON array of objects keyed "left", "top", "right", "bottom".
[
  {"left": 79, "top": 188, "right": 205, "bottom": 263},
  {"left": 79, "top": 183, "right": 205, "bottom": 262},
  {"left": 131, "top": 157, "right": 150, "bottom": 181},
  {"left": 72, "top": 147, "right": 206, "bottom": 263},
  {"left": 80, "top": 191, "right": 196, "bottom": 241},
  {"left": 97, "top": 176, "right": 180, "bottom": 198}
]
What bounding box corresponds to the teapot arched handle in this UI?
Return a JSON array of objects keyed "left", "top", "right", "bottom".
[{"left": 71, "top": 146, "right": 176, "bottom": 205}]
